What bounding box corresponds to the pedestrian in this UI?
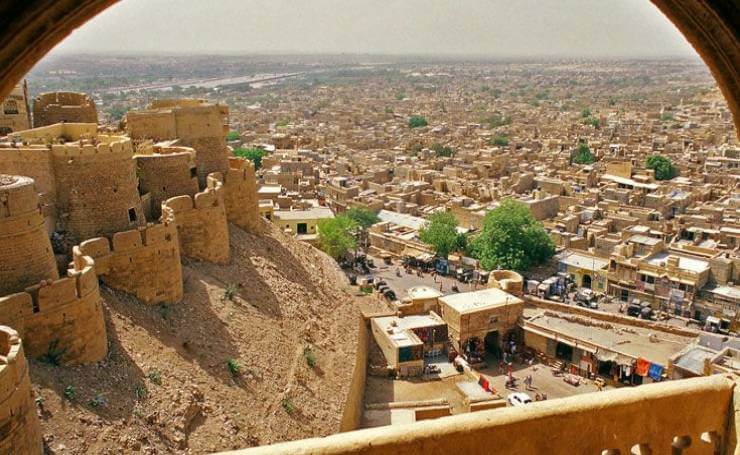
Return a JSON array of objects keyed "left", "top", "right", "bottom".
[
  {"left": 498, "top": 361, "right": 504, "bottom": 375},
  {"left": 597, "top": 381, "right": 603, "bottom": 392},
  {"left": 439, "top": 283, "right": 443, "bottom": 292},
  {"left": 529, "top": 374, "right": 534, "bottom": 389}
]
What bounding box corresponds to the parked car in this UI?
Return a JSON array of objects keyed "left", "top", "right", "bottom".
[
  {"left": 575, "top": 289, "right": 598, "bottom": 309},
  {"left": 373, "top": 280, "right": 387, "bottom": 290},
  {"left": 507, "top": 392, "right": 533, "bottom": 407}
]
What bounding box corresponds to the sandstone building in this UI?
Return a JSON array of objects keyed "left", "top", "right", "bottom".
[{"left": 32, "top": 91, "right": 97, "bottom": 127}]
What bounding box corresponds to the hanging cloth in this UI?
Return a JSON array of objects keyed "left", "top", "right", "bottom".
[
  {"left": 648, "top": 363, "right": 664, "bottom": 381},
  {"left": 635, "top": 358, "right": 650, "bottom": 376}
]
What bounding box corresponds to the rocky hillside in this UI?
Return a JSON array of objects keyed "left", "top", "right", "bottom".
[{"left": 30, "top": 221, "right": 361, "bottom": 454}]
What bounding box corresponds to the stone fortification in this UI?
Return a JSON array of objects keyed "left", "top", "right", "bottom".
[
  {"left": 217, "top": 156, "right": 262, "bottom": 234},
  {"left": 76, "top": 222, "right": 183, "bottom": 305},
  {"left": 0, "top": 254, "right": 107, "bottom": 364},
  {"left": 0, "top": 175, "right": 58, "bottom": 296},
  {"left": 0, "top": 326, "right": 43, "bottom": 454},
  {"left": 126, "top": 99, "right": 230, "bottom": 187},
  {"left": 135, "top": 144, "right": 199, "bottom": 219},
  {"left": 32, "top": 91, "right": 97, "bottom": 127},
  {"left": 162, "top": 174, "right": 230, "bottom": 264},
  {"left": 51, "top": 134, "right": 145, "bottom": 241}
]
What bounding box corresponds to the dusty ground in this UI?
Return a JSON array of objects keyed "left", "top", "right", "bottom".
[{"left": 30, "top": 221, "right": 361, "bottom": 454}]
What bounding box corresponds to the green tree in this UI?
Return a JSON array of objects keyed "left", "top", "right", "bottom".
[
  {"left": 107, "top": 106, "right": 128, "bottom": 121},
  {"left": 233, "top": 147, "right": 266, "bottom": 170},
  {"left": 581, "top": 108, "right": 592, "bottom": 118},
  {"left": 408, "top": 115, "right": 428, "bottom": 128},
  {"left": 344, "top": 207, "right": 380, "bottom": 229},
  {"left": 431, "top": 143, "right": 454, "bottom": 157},
  {"left": 646, "top": 155, "right": 678, "bottom": 180},
  {"left": 571, "top": 143, "right": 595, "bottom": 165},
  {"left": 491, "top": 135, "right": 509, "bottom": 147},
  {"left": 419, "top": 212, "right": 465, "bottom": 259},
  {"left": 582, "top": 116, "right": 600, "bottom": 128},
  {"left": 470, "top": 199, "right": 555, "bottom": 271},
  {"left": 226, "top": 130, "right": 240, "bottom": 141},
  {"left": 317, "top": 216, "right": 357, "bottom": 260}
]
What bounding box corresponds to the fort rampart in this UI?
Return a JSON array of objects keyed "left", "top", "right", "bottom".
[
  {"left": 76, "top": 222, "right": 183, "bottom": 305},
  {"left": 51, "top": 135, "right": 144, "bottom": 241},
  {"left": 32, "top": 91, "right": 97, "bottom": 127},
  {"left": 0, "top": 175, "right": 58, "bottom": 296},
  {"left": 213, "top": 156, "right": 262, "bottom": 234},
  {"left": 135, "top": 144, "right": 199, "bottom": 219},
  {"left": 162, "top": 174, "right": 230, "bottom": 264},
  {"left": 0, "top": 254, "right": 107, "bottom": 364},
  {"left": 0, "top": 326, "right": 43, "bottom": 454}
]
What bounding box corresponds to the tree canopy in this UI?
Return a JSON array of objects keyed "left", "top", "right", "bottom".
[
  {"left": 408, "top": 115, "right": 428, "bottom": 128},
  {"left": 344, "top": 207, "right": 380, "bottom": 229},
  {"left": 317, "top": 216, "right": 357, "bottom": 260},
  {"left": 233, "top": 147, "right": 266, "bottom": 170},
  {"left": 646, "top": 155, "right": 678, "bottom": 180},
  {"left": 419, "top": 212, "right": 465, "bottom": 259},
  {"left": 470, "top": 199, "right": 555, "bottom": 271},
  {"left": 571, "top": 143, "right": 595, "bottom": 165}
]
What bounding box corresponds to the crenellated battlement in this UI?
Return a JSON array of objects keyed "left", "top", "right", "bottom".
[
  {"left": 0, "top": 254, "right": 107, "bottom": 364},
  {"left": 76, "top": 222, "right": 183, "bottom": 304},
  {"left": 161, "top": 173, "right": 229, "bottom": 264},
  {"left": 50, "top": 134, "right": 133, "bottom": 159},
  {"left": 0, "top": 326, "right": 43, "bottom": 454},
  {"left": 33, "top": 91, "right": 97, "bottom": 128},
  {"left": 218, "top": 157, "right": 262, "bottom": 234},
  {"left": 0, "top": 174, "right": 43, "bottom": 218}
]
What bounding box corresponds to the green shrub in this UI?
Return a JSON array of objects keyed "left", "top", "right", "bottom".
[
  {"left": 89, "top": 394, "right": 106, "bottom": 408},
  {"left": 408, "top": 115, "right": 428, "bottom": 128},
  {"left": 227, "top": 358, "right": 241, "bottom": 377},
  {"left": 147, "top": 370, "right": 162, "bottom": 385},
  {"left": 304, "top": 346, "right": 317, "bottom": 369},
  {"left": 282, "top": 398, "right": 295, "bottom": 415},
  {"left": 39, "top": 339, "right": 65, "bottom": 366},
  {"left": 64, "top": 385, "right": 76, "bottom": 401}
]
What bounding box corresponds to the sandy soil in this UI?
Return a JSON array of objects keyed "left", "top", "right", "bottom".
[{"left": 30, "top": 221, "right": 361, "bottom": 454}]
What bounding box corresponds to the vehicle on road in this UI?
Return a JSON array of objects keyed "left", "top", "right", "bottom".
[
  {"left": 507, "top": 392, "right": 533, "bottom": 407},
  {"left": 575, "top": 289, "right": 599, "bottom": 309}
]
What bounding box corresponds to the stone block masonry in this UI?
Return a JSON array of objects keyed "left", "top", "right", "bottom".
[
  {"left": 135, "top": 145, "right": 199, "bottom": 220},
  {"left": 162, "top": 174, "right": 230, "bottom": 264},
  {"left": 0, "top": 175, "right": 59, "bottom": 296},
  {"left": 76, "top": 222, "right": 183, "bottom": 305},
  {"left": 32, "top": 91, "right": 97, "bottom": 127},
  {"left": 51, "top": 135, "right": 145, "bottom": 242},
  {"left": 0, "top": 254, "right": 107, "bottom": 365},
  {"left": 0, "top": 326, "right": 43, "bottom": 454},
  {"left": 216, "top": 156, "right": 262, "bottom": 234}
]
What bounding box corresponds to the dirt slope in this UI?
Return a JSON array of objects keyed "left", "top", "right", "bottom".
[{"left": 30, "top": 221, "right": 361, "bottom": 454}]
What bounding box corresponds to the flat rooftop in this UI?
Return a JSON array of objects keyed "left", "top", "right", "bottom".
[
  {"left": 273, "top": 207, "right": 334, "bottom": 221},
  {"left": 407, "top": 286, "right": 443, "bottom": 300},
  {"left": 560, "top": 252, "right": 608, "bottom": 271},
  {"left": 439, "top": 288, "right": 523, "bottom": 314},
  {"left": 644, "top": 251, "right": 710, "bottom": 273},
  {"left": 525, "top": 312, "right": 695, "bottom": 366}
]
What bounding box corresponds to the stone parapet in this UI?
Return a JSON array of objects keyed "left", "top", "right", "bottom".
[
  {"left": 0, "top": 326, "right": 43, "bottom": 454},
  {"left": 0, "top": 255, "right": 107, "bottom": 364},
  {"left": 76, "top": 222, "right": 183, "bottom": 305},
  {"left": 162, "top": 174, "right": 229, "bottom": 264}
]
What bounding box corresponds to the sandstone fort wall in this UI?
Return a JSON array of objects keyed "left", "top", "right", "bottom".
[
  {"left": 126, "top": 101, "right": 230, "bottom": 187},
  {"left": 76, "top": 222, "right": 183, "bottom": 305},
  {"left": 0, "top": 146, "right": 57, "bottom": 227},
  {"left": 51, "top": 136, "right": 144, "bottom": 241},
  {"left": 0, "top": 326, "right": 43, "bottom": 454},
  {"left": 135, "top": 145, "right": 199, "bottom": 219},
  {"left": 0, "top": 175, "right": 58, "bottom": 296},
  {"left": 0, "top": 254, "right": 107, "bottom": 364},
  {"left": 162, "top": 175, "right": 229, "bottom": 264},
  {"left": 215, "top": 156, "right": 262, "bottom": 234},
  {"left": 32, "top": 91, "right": 97, "bottom": 127}
]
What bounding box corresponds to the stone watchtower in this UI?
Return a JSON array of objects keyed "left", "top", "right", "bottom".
[
  {"left": 0, "top": 326, "right": 43, "bottom": 454},
  {"left": 51, "top": 135, "right": 145, "bottom": 242},
  {"left": 0, "top": 174, "right": 58, "bottom": 296},
  {"left": 32, "top": 91, "right": 97, "bottom": 127}
]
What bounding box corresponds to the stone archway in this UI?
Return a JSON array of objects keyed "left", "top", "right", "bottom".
[{"left": 0, "top": 1, "right": 738, "bottom": 135}]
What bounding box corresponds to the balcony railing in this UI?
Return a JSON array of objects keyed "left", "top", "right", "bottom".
[{"left": 221, "top": 375, "right": 736, "bottom": 455}]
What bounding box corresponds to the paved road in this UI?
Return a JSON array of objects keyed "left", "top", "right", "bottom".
[{"left": 363, "top": 255, "right": 479, "bottom": 299}]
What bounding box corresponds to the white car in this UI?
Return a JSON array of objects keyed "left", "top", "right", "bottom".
[{"left": 507, "top": 392, "right": 533, "bottom": 407}]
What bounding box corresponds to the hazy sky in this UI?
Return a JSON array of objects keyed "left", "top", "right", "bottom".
[{"left": 52, "top": 0, "right": 698, "bottom": 58}]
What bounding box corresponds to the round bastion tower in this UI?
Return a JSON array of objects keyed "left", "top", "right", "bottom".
[
  {"left": 51, "top": 136, "right": 145, "bottom": 242},
  {"left": 0, "top": 326, "right": 43, "bottom": 454},
  {"left": 0, "top": 174, "right": 58, "bottom": 296}
]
